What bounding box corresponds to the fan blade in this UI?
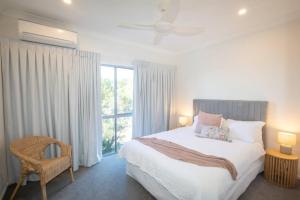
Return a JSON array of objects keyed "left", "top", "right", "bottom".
[
  {"left": 153, "top": 33, "right": 163, "bottom": 45},
  {"left": 118, "top": 23, "right": 155, "bottom": 31},
  {"left": 160, "top": 0, "right": 180, "bottom": 23},
  {"left": 172, "top": 26, "right": 204, "bottom": 36}
]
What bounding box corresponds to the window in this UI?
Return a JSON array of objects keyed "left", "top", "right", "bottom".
[{"left": 101, "top": 64, "right": 133, "bottom": 155}]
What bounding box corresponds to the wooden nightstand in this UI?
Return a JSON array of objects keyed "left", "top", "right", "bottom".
[{"left": 264, "top": 148, "right": 299, "bottom": 188}]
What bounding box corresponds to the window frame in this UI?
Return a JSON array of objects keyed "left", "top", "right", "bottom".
[{"left": 101, "top": 63, "right": 134, "bottom": 155}]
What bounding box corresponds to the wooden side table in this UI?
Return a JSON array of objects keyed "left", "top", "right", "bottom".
[{"left": 264, "top": 148, "right": 298, "bottom": 188}]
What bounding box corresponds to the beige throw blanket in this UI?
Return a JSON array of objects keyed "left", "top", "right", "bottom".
[{"left": 135, "top": 137, "right": 238, "bottom": 180}]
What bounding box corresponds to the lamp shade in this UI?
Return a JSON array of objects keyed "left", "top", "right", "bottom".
[
  {"left": 178, "top": 116, "right": 188, "bottom": 126},
  {"left": 277, "top": 132, "right": 296, "bottom": 147}
]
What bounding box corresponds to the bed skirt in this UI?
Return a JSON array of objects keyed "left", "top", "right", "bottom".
[{"left": 126, "top": 157, "right": 264, "bottom": 200}]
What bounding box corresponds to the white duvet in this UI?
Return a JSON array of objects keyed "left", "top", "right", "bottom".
[{"left": 119, "top": 126, "right": 265, "bottom": 200}]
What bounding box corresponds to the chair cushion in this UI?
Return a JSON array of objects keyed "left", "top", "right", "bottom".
[{"left": 41, "top": 156, "right": 71, "bottom": 184}]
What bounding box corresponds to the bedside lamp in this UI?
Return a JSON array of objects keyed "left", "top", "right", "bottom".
[
  {"left": 178, "top": 116, "right": 188, "bottom": 127},
  {"left": 277, "top": 132, "right": 296, "bottom": 155}
]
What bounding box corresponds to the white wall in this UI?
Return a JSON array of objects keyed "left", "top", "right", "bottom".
[{"left": 176, "top": 19, "right": 300, "bottom": 176}]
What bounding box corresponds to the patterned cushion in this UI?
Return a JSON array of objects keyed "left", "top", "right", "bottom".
[{"left": 196, "top": 126, "right": 232, "bottom": 142}]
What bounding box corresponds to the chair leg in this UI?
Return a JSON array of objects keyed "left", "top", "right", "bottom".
[
  {"left": 41, "top": 183, "right": 47, "bottom": 200},
  {"left": 10, "top": 172, "right": 26, "bottom": 200},
  {"left": 69, "top": 167, "right": 75, "bottom": 182}
]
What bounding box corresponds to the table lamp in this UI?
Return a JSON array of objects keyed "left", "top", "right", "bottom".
[
  {"left": 277, "top": 131, "right": 297, "bottom": 155},
  {"left": 178, "top": 116, "right": 188, "bottom": 127}
]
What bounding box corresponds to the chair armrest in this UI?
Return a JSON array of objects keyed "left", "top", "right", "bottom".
[
  {"left": 10, "top": 149, "right": 42, "bottom": 169},
  {"left": 55, "top": 141, "right": 72, "bottom": 157},
  {"left": 62, "top": 144, "right": 72, "bottom": 157}
]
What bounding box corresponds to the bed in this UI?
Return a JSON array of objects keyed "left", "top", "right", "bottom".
[{"left": 119, "top": 99, "right": 268, "bottom": 200}]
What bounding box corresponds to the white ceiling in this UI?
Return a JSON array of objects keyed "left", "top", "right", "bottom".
[{"left": 1, "top": 0, "right": 300, "bottom": 53}]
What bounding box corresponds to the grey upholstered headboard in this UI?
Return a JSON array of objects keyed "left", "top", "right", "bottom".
[{"left": 193, "top": 99, "right": 268, "bottom": 122}]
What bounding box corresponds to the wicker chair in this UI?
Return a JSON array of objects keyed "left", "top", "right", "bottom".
[{"left": 10, "top": 136, "right": 75, "bottom": 200}]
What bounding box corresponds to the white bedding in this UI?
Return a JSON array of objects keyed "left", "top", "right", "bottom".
[{"left": 119, "top": 126, "right": 265, "bottom": 200}]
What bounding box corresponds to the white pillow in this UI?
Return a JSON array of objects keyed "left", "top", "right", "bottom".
[
  {"left": 192, "top": 115, "right": 198, "bottom": 129},
  {"left": 227, "top": 119, "right": 265, "bottom": 145}
]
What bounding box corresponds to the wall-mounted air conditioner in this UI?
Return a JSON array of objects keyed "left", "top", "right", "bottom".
[{"left": 18, "top": 20, "right": 78, "bottom": 48}]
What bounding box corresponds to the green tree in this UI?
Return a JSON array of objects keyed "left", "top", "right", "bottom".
[
  {"left": 118, "top": 79, "right": 133, "bottom": 113},
  {"left": 101, "top": 73, "right": 133, "bottom": 154},
  {"left": 101, "top": 79, "right": 114, "bottom": 115}
]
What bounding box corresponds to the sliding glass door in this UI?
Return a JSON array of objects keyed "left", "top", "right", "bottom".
[{"left": 101, "top": 65, "right": 133, "bottom": 155}]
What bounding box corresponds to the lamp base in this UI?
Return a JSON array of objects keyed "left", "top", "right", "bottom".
[{"left": 280, "top": 145, "right": 292, "bottom": 155}]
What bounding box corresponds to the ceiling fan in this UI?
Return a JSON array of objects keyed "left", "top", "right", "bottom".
[{"left": 118, "top": 0, "right": 204, "bottom": 45}]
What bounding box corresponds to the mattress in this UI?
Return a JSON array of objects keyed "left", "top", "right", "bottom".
[
  {"left": 127, "top": 156, "right": 264, "bottom": 200},
  {"left": 119, "top": 126, "right": 265, "bottom": 200}
]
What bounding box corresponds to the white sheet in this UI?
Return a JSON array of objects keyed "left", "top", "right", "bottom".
[{"left": 119, "top": 126, "right": 265, "bottom": 200}]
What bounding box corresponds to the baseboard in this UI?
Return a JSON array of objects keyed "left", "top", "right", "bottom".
[{"left": 1, "top": 184, "right": 8, "bottom": 200}]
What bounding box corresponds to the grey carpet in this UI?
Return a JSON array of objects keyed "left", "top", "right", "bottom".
[{"left": 3, "top": 155, "right": 300, "bottom": 200}]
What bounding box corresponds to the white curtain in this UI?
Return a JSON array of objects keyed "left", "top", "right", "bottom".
[
  {"left": 0, "top": 38, "right": 101, "bottom": 185},
  {"left": 0, "top": 44, "right": 7, "bottom": 197},
  {"left": 133, "top": 60, "right": 176, "bottom": 137},
  {"left": 70, "top": 51, "right": 101, "bottom": 170}
]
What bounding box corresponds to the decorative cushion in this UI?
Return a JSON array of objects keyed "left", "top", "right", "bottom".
[
  {"left": 194, "top": 111, "right": 222, "bottom": 133},
  {"left": 196, "top": 126, "right": 232, "bottom": 142}
]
